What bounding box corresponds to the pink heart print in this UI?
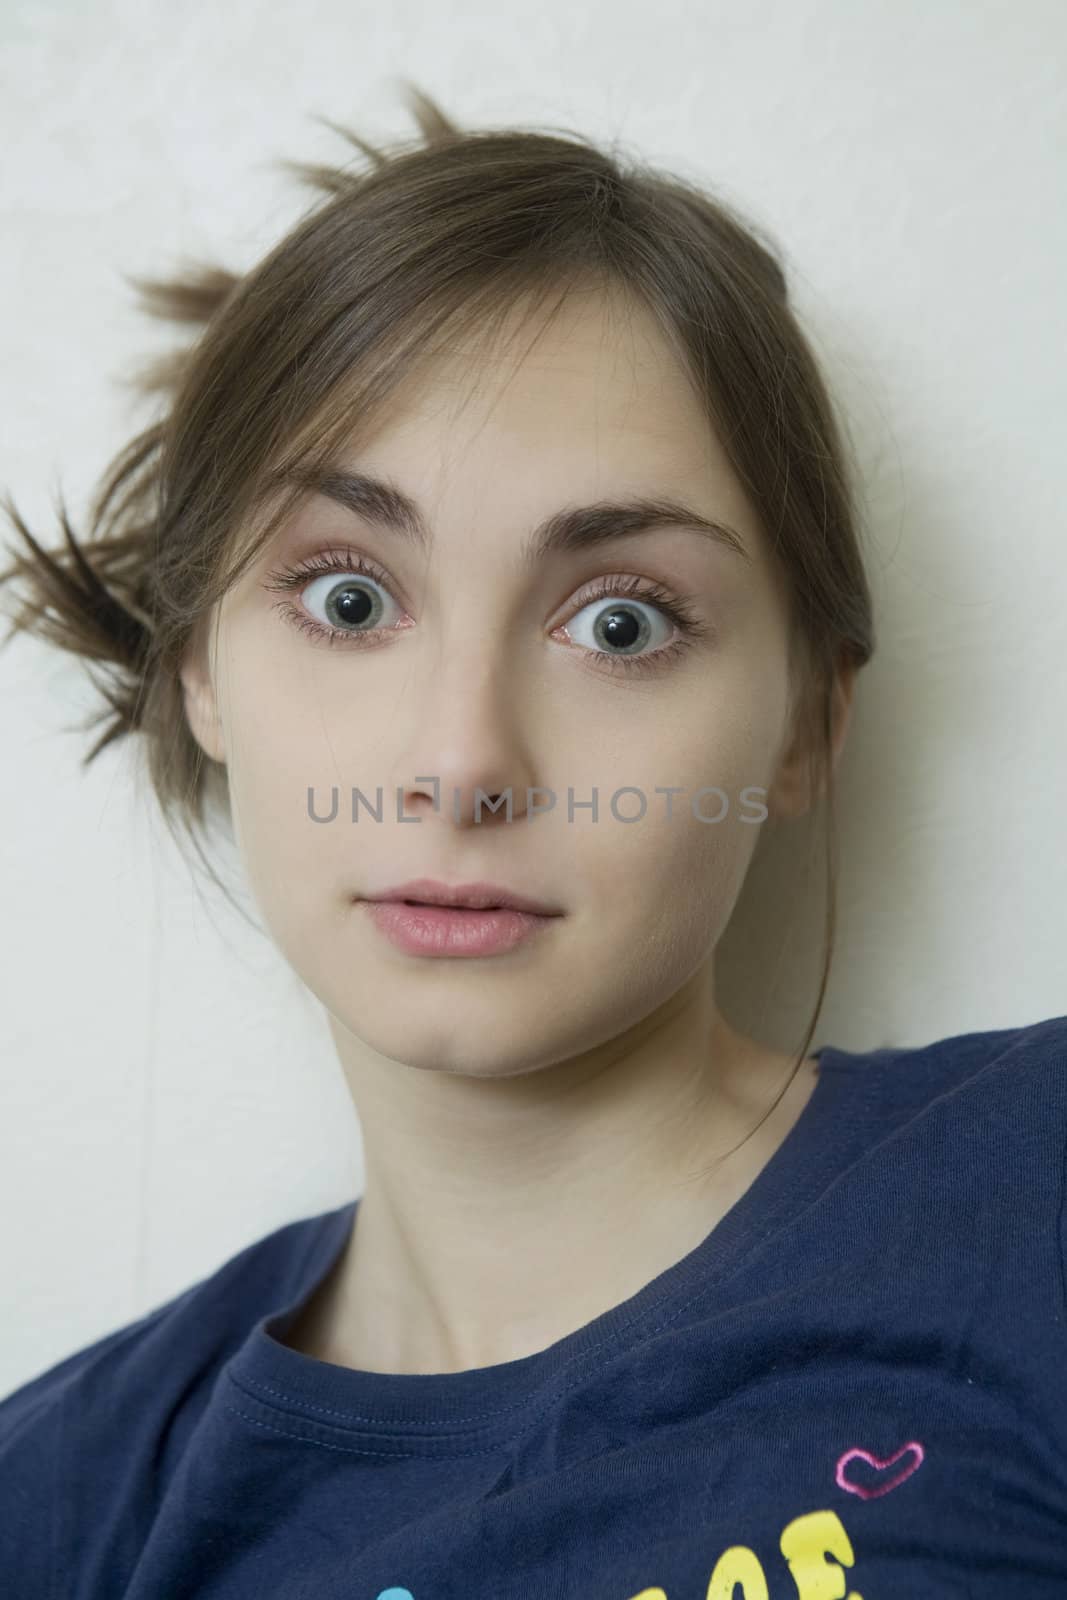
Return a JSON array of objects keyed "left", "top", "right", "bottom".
[{"left": 835, "top": 1440, "right": 925, "bottom": 1500}]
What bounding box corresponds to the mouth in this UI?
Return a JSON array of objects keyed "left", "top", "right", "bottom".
[
  {"left": 359, "top": 880, "right": 562, "bottom": 958},
  {"left": 393, "top": 902, "right": 537, "bottom": 915},
  {"left": 364, "top": 878, "right": 563, "bottom": 917}
]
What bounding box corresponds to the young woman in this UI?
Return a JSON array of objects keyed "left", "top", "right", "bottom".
[{"left": 1, "top": 84, "right": 1065, "bottom": 1599}]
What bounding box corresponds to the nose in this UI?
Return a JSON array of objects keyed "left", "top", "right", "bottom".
[{"left": 388, "top": 637, "right": 539, "bottom": 831}]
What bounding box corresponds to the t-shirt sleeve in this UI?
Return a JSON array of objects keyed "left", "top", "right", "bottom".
[
  {"left": 0, "top": 1347, "right": 81, "bottom": 1591},
  {"left": 0, "top": 1303, "right": 178, "bottom": 1590},
  {"left": 0, "top": 1225, "right": 305, "bottom": 1593},
  {"left": 1060, "top": 1095, "right": 1067, "bottom": 1361}
]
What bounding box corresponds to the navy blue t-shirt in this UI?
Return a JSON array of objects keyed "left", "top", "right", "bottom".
[{"left": 3, "top": 1015, "right": 1067, "bottom": 1597}]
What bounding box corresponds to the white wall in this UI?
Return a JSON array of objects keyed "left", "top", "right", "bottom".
[{"left": 1, "top": 0, "right": 1064, "bottom": 1396}]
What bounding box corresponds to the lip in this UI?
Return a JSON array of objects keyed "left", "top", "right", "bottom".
[
  {"left": 363, "top": 878, "right": 562, "bottom": 915},
  {"left": 359, "top": 878, "right": 563, "bottom": 959},
  {"left": 362, "top": 900, "right": 556, "bottom": 958}
]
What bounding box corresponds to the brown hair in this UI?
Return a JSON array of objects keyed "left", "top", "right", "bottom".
[{"left": 0, "top": 83, "right": 874, "bottom": 1150}]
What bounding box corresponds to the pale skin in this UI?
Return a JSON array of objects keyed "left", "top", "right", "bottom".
[{"left": 181, "top": 283, "right": 855, "bottom": 1375}]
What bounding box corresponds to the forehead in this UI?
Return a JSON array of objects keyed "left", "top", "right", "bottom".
[
  {"left": 375, "top": 289, "right": 686, "bottom": 436},
  {"left": 343, "top": 285, "right": 758, "bottom": 534}
]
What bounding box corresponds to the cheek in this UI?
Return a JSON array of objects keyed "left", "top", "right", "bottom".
[
  {"left": 569, "top": 695, "right": 779, "bottom": 962},
  {"left": 668, "top": 707, "right": 783, "bottom": 938},
  {"left": 219, "top": 657, "right": 354, "bottom": 946},
  {"left": 572, "top": 788, "right": 765, "bottom": 986}
]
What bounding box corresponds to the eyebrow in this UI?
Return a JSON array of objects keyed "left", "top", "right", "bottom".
[{"left": 273, "top": 466, "right": 753, "bottom": 566}]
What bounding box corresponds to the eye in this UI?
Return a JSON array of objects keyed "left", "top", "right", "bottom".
[
  {"left": 566, "top": 594, "right": 674, "bottom": 657},
  {"left": 557, "top": 574, "right": 711, "bottom": 677},
  {"left": 299, "top": 570, "right": 401, "bottom": 635},
  {"left": 262, "top": 550, "right": 406, "bottom": 648}
]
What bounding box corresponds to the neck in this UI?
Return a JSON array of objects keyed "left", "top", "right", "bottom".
[{"left": 287, "top": 988, "right": 817, "bottom": 1376}]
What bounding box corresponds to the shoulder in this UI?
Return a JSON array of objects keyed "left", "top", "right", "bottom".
[
  {"left": 812, "top": 1012, "right": 1067, "bottom": 1234},
  {"left": 0, "top": 1291, "right": 182, "bottom": 1589},
  {"left": 822, "top": 1011, "right": 1067, "bottom": 1125},
  {"left": 0, "top": 1202, "right": 346, "bottom": 1421},
  {"left": 0, "top": 1201, "right": 350, "bottom": 1580}
]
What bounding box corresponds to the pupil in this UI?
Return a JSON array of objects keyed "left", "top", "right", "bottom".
[
  {"left": 330, "top": 585, "right": 375, "bottom": 628},
  {"left": 598, "top": 606, "right": 644, "bottom": 652}
]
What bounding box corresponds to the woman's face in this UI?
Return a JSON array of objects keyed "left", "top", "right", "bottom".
[{"left": 182, "top": 287, "right": 814, "bottom": 1079}]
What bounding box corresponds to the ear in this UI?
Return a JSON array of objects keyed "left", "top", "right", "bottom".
[
  {"left": 179, "top": 628, "right": 226, "bottom": 766},
  {"left": 765, "top": 652, "right": 856, "bottom": 822}
]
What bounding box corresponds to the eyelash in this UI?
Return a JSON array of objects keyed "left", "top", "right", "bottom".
[{"left": 261, "top": 547, "right": 713, "bottom": 679}]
